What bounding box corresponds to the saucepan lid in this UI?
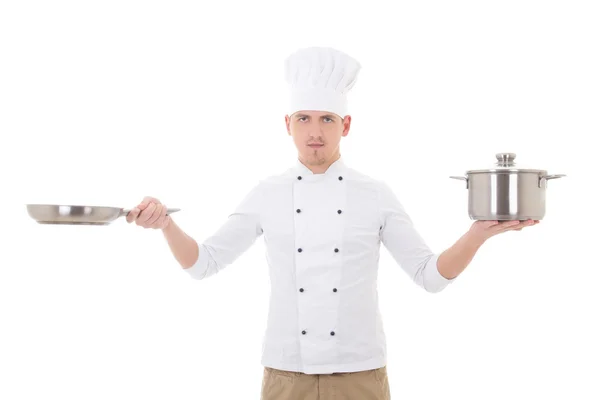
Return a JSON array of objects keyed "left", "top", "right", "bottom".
[{"left": 466, "top": 153, "right": 545, "bottom": 174}]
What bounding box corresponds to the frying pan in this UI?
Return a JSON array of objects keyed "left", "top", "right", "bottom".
[{"left": 26, "top": 204, "right": 181, "bottom": 225}]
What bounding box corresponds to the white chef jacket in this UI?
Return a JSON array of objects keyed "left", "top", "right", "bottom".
[{"left": 184, "top": 156, "right": 456, "bottom": 374}]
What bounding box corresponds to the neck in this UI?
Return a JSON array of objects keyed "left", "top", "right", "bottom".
[{"left": 299, "top": 151, "right": 341, "bottom": 174}]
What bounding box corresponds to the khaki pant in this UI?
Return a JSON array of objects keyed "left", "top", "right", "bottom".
[{"left": 260, "top": 365, "right": 391, "bottom": 400}]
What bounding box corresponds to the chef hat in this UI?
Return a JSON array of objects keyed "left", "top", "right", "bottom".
[{"left": 284, "top": 46, "right": 361, "bottom": 118}]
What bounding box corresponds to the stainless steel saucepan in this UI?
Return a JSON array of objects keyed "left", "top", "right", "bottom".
[
  {"left": 450, "top": 153, "right": 566, "bottom": 221},
  {"left": 26, "top": 204, "right": 180, "bottom": 225}
]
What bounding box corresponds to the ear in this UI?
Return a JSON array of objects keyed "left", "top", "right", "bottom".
[
  {"left": 285, "top": 115, "right": 291, "bottom": 135},
  {"left": 341, "top": 115, "right": 351, "bottom": 137}
]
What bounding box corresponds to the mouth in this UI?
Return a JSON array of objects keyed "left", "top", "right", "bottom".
[{"left": 308, "top": 144, "right": 324, "bottom": 149}]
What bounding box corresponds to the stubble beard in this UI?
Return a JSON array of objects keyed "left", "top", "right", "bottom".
[{"left": 305, "top": 149, "right": 327, "bottom": 166}]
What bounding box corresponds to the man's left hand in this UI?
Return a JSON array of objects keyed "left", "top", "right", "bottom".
[{"left": 468, "top": 219, "right": 540, "bottom": 244}]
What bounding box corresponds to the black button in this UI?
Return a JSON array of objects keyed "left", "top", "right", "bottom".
[
  {"left": 333, "top": 288, "right": 337, "bottom": 292},
  {"left": 334, "top": 248, "right": 339, "bottom": 252},
  {"left": 302, "top": 330, "right": 306, "bottom": 335},
  {"left": 299, "top": 288, "right": 304, "bottom": 292},
  {"left": 330, "top": 331, "right": 335, "bottom": 336},
  {"left": 337, "top": 209, "right": 342, "bottom": 214},
  {"left": 298, "top": 248, "right": 303, "bottom": 252},
  {"left": 296, "top": 209, "right": 301, "bottom": 213},
  {"left": 297, "top": 176, "right": 302, "bottom": 180},
  {"left": 338, "top": 176, "right": 343, "bottom": 181}
]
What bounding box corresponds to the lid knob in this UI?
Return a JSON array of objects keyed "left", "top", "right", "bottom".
[{"left": 495, "top": 152, "right": 516, "bottom": 167}]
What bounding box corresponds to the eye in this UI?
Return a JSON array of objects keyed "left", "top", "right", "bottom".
[
  {"left": 298, "top": 117, "right": 307, "bottom": 122},
  {"left": 324, "top": 117, "right": 333, "bottom": 123}
]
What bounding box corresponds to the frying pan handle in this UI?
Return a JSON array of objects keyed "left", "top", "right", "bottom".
[{"left": 120, "top": 208, "right": 181, "bottom": 217}]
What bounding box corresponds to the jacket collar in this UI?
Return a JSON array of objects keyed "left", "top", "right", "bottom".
[{"left": 292, "top": 155, "right": 347, "bottom": 179}]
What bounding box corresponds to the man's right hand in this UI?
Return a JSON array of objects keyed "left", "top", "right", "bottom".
[{"left": 126, "top": 196, "right": 171, "bottom": 230}]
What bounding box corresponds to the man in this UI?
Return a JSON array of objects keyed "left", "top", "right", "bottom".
[{"left": 126, "top": 47, "right": 538, "bottom": 400}]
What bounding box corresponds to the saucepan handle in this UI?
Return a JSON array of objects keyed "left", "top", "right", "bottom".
[
  {"left": 450, "top": 176, "right": 469, "bottom": 189},
  {"left": 538, "top": 174, "right": 566, "bottom": 188}
]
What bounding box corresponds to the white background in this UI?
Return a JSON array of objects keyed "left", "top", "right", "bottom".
[{"left": 1, "top": 1, "right": 598, "bottom": 399}]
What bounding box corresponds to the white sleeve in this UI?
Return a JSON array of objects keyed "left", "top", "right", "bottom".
[
  {"left": 378, "top": 181, "right": 456, "bottom": 293},
  {"left": 184, "top": 182, "right": 264, "bottom": 280}
]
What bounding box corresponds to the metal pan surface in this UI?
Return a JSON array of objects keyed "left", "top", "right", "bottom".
[{"left": 26, "top": 204, "right": 180, "bottom": 225}]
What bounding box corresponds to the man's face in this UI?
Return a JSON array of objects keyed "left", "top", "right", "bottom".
[{"left": 285, "top": 110, "right": 351, "bottom": 166}]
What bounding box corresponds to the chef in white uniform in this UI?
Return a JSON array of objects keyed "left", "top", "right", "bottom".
[{"left": 128, "top": 46, "right": 538, "bottom": 400}]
